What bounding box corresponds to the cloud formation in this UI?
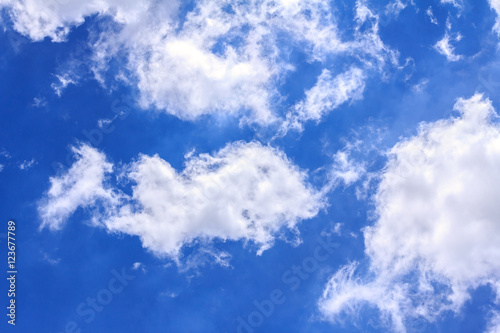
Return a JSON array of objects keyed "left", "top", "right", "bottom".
[
  {"left": 489, "top": 0, "right": 500, "bottom": 35},
  {"left": 1, "top": 0, "right": 398, "bottom": 127},
  {"left": 0, "top": 0, "right": 155, "bottom": 42},
  {"left": 283, "top": 67, "right": 365, "bottom": 132},
  {"left": 319, "top": 94, "right": 500, "bottom": 332},
  {"left": 38, "top": 144, "right": 117, "bottom": 230},
  {"left": 426, "top": 6, "right": 438, "bottom": 25},
  {"left": 38, "top": 142, "right": 324, "bottom": 260}
]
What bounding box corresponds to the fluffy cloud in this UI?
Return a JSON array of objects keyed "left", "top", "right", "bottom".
[
  {"left": 1, "top": 0, "right": 398, "bottom": 126},
  {"left": 103, "top": 0, "right": 396, "bottom": 126},
  {"left": 131, "top": 35, "right": 276, "bottom": 124},
  {"left": 102, "top": 141, "right": 324, "bottom": 258},
  {"left": 38, "top": 142, "right": 324, "bottom": 259},
  {"left": 0, "top": 0, "right": 152, "bottom": 42},
  {"left": 319, "top": 94, "right": 500, "bottom": 332},
  {"left": 38, "top": 144, "right": 117, "bottom": 230}
]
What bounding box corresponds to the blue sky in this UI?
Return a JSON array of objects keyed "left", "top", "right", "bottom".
[{"left": 1, "top": 0, "right": 500, "bottom": 332}]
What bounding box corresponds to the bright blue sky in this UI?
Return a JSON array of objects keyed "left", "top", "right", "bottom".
[{"left": 1, "top": 0, "right": 500, "bottom": 332}]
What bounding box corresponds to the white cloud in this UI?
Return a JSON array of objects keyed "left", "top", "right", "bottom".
[
  {"left": 131, "top": 36, "right": 277, "bottom": 124},
  {"left": 41, "top": 251, "right": 61, "bottom": 265},
  {"left": 385, "top": 0, "right": 408, "bottom": 16},
  {"left": 0, "top": 0, "right": 153, "bottom": 42},
  {"left": 32, "top": 97, "right": 46, "bottom": 108},
  {"left": 489, "top": 0, "right": 500, "bottom": 36},
  {"left": 352, "top": 1, "right": 399, "bottom": 68},
  {"left": 321, "top": 222, "right": 343, "bottom": 237},
  {"left": 123, "top": 0, "right": 393, "bottom": 126},
  {"left": 434, "top": 31, "right": 462, "bottom": 61},
  {"left": 131, "top": 262, "right": 143, "bottom": 270},
  {"left": 100, "top": 141, "right": 324, "bottom": 258},
  {"left": 488, "top": 312, "right": 500, "bottom": 333},
  {"left": 440, "top": 0, "right": 463, "bottom": 9},
  {"left": 179, "top": 247, "right": 233, "bottom": 271},
  {"left": 426, "top": 7, "right": 438, "bottom": 25},
  {"left": 412, "top": 78, "right": 429, "bottom": 93},
  {"left": 38, "top": 144, "right": 118, "bottom": 230},
  {"left": 0, "top": 148, "right": 10, "bottom": 158},
  {"left": 39, "top": 142, "right": 324, "bottom": 260},
  {"left": 159, "top": 290, "right": 179, "bottom": 298},
  {"left": 319, "top": 94, "right": 500, "bottom": 332},
  {"left": 1, "top": 0, "right": 398, "bottom": 126},
  {"left": 131, "top": 262, "right": 146, "bottom": 272},
  {"left": 0, "top": 164, "right": 4, "bottom": 172},
  {"left": 18, "top": 158, "right": 36, "bottom": 170},
  {"left": 51, "top": 73, "right": 78, "bottom": 97},
  {"left": 282, "top": 67, "right": 366, "bottom": 132},
  {"left": 328, "top": 150, "right": 366, "bottom": 188},
  {"left": 97, "top": 118, "right": 113, "bottom": 128}
]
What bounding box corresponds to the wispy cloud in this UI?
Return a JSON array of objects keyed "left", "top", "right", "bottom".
[
  {"left": 131, "top": 262, "right": 146, "bottom": 273},
  {"left": 412, "top": 78, "right": 429, "bottom": 93},
  {"left": 18, "top": 158, "right": 36, "bottom": 170},
  {"left": 41, "top": 251, "right": 61, "bottom": 265},
  {"left": 426, "top": 6, "right": 438, "bottom": 25},
  {"left": 38, "top": 144, "right": 119, "bottom": 230},
  {"left": 32, "top": 97, "right": 47, "bottom": 108},
  {"left": 0, "top": 148, "right": 10, "bottom": 159},
  {"left": 434, "top": 19, "right": 463, "bottom": 61},
  {"left": 282, "top": 67, "right": 366, "bottom": 133},
  {"left": 488, "top": 0, "right": 500, "bottom": 36},
  {"left": 51, "top": 73, "right": 78, "bottom": 97}
]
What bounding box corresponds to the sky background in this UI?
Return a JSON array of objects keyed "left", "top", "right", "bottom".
[{"left": 1, "top": 0, "right": 500, "bottom": 332}]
